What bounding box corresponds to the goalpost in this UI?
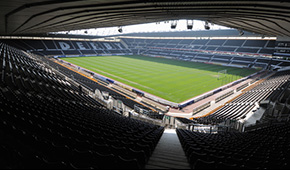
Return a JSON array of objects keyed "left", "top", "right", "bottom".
[{"left": 217, "top": 69, "right": 227, "bottom": 80}]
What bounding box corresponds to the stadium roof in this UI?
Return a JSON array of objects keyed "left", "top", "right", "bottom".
[
  {"left": 116, "top": 30, "right": 260, "bottom": 38},
  {"left": 1, "top": 1, "right": 290, "bottom": 37}
]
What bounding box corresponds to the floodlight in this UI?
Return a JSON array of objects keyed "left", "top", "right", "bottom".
[
  {"left": 171, "top": 20, "right": 177, "bottom": 29},
  {"left": 118, "top": 27, "right": 123, "bottom": 33},
  {"left": 204, "top": 21, "right": 210, "bottom": 30},
  {"left": 238, "top": 29, "right": 244, "bottom": 36},
  {"left": 187, "top": 20, "right": 193, "bottom": 29}
]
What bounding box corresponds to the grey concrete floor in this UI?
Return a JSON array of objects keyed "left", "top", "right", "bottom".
[{"left": 145, "top": 129, "right": 191, "bottom": 169}]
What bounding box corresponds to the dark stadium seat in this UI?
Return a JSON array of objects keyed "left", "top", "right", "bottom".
[
  {"left": 194, "top": 159, "right": 216, "bottom": 169},
  {"left": 1, "top": 39, "right": 129, "bottom": 57},
  {"left": 120, "top": 37, "right": 280, "bottom": 69},
  {"left": 69, "top": 150, "right": 98, "bottom": 169},
  {"left": 44, "top": 58, "right": 150, "bottom": 110},
  {"left": 3, "top": 37, "right": 283, "bottom": 70},
  {"left": 0, "top": 43, "right": 164, "bottom": 169},
  {"left": 176, "top": 124, "right": 290, "bottom": 169},
  {"left": 1, "top": 33, "right": 290, "bottom": 170},
  {"left": 192, "top": 70, "right": 290, "bottom": 125},
  {"left": 243, "top": 40, "right": 267, "bottom": 47}
]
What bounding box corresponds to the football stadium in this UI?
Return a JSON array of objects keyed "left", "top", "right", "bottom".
[{"left": 1, "top": 1, "right": 290, "bottom": 169}]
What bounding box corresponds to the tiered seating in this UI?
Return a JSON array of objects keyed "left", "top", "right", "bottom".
[
  {"left": 192, "top": 102, "right": 211, "bottom": 116},
  {"left": 123, "top": 38, "right": 275, "bottom": 56},
  {"left": 134, "top": 104, "right": 164, "bottom": 120},
  {"left": 193, "top": 71, "right": 290, "bottom": 125},
  {"left": 3, "top": 38, "right": 290, "bottom": 68},
  {"left": 123, "top": 37, "right": 290, "bottom": 68},
  {"left": 176, "top": 117, "right": 196, "bottom": 124},
  {"left": 0, "top": 43, "right": 164, "bottom": 169},
  {"left": 215, "top": 90, "right": 234, "bottom": 103},
  {"left": 176, "top": 123, "right": 290, "bottom": 169},
  {"left": 46, "top": 59, "right": 151, "bottom": 111},
  {"left": 1, "top": 39, "right": 131, "bottom": 57},
  {"left": 259, "top": 73, "right": 290, "bottom": 123}
]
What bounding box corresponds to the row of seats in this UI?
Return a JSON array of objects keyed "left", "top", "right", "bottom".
[
  {"left": 134, "top": 104, "right": 164, "bottom": 120},
  {"left": 259, "top": 78, "right": 290, "bottom": 123},
  {"left": 45, "top": 59, "right": 153, "bottom": 111},
  {"left": 192, "top": 71, "right": 290, "bottom": 125},
  {"left": 122, "top": 37, "right": 290, "bottom": 68},
  {"left": 123, "top": 38, "right": 275, "bottom": 49},
  {"left": 1, "top": 39, "right": 132, "bottom": 57},
  {"left": 176, "top": 123, "right": 290, "bottom": 169},
  {"left": 142, "top": 48, "right": 287, "bottom": 68},
  {"left": 0, "top": 42, "right": 164, "bottom": 169}
]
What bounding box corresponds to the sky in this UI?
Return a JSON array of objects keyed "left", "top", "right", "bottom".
[{"left": 58, "top": 20, "right": 231, "bottom": 36}]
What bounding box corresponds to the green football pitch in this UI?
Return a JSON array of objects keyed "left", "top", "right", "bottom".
[{"left": 62, "top": 55, "right": 258, "bottom": 103}]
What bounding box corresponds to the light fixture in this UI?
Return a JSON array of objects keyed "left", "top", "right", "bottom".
[
  {"left": 118, "top": 27, "right": 123, "bottom": 33},
  {"left": 171, "top": 20, "right": 177, "bottom": 29},
  {"left": 261, "top": 34, "right": 265, "bottom": 39},
  {"left": 204, "top": 21, "right": 210, "bottom": 30},
  {"left": 187, "top": 20, "right": 193, "bottom": 29},
  {"left": 238, "top": 29, "right": 244, "bottom": 36}
]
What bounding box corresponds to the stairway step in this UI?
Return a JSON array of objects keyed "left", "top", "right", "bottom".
[
  {"left": 146, "top": 158, "right": 189, "bottom": 169},
  {"left": 145, "top": 129, "right": 190, "bottom": 169},
  {"left": 148, "top": 157, "right": 189, "bottom": 167},
  {"left": 150, "top": 153, "right": 188, "bottom": 162},
  {"left": 145, "top": 164, "right": 168, "bottom": 169}
]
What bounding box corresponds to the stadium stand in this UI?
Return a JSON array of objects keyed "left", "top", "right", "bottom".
[
  {"left": 3, "top": 37, "right": 290, "bottom": 71},
  {"left": 192, "top": 70, "right": 290, "bottom": 125},
  {"left": 4, "top": 37, "right": 289, "bottom": 73},
  {"left": 122, "top": 37, "right": 290, "bottom": 69},
  {"left": 0, "top": 42, "right": 164, "bottom": 169},
  {"left": 176, "top": 124, "right": 290, "bottom": 169},
  {"left": 44, "top": 58, "right": 146, "bottom": 111},
  {"left": 258, "top": 76, "right": 290, "bottom": 124},
  {"left": 1, "top": 35, "right": 290, "bottom": 169},
  {"left": 1, "top": 38, "right": 167, "bottom": 115},
  {"left": 2, "top": 0, "right": 290, "bottom": 168},
  {"left": 1, "top": 39, "right": 131, "bottom": 57}
]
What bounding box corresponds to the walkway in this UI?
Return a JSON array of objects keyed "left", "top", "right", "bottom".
[{"left": 145, "top": 129, "right": 191, "bottom": 169}]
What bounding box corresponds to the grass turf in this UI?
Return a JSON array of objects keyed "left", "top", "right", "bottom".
[{"left": 62, "top": 55, "right": 258, "bottom": 103}]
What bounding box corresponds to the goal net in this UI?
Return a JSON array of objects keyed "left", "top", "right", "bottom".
[{"left": 217, "top": 69, "right": 227, "bottom": 80}]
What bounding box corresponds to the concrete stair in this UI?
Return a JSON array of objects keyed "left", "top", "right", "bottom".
[{"left": 145, "top": 129, "right": 190, "bottom": 169}]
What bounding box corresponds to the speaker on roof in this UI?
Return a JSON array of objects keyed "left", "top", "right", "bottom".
[
  {"left": 204, "top": 21, "right": 210, "bottom": 30},
  {"left": 118, "top": 27, "right": 123, "bottom": 33},
  {"left": 187, "top": 20, "right": 193, "bottom": 30},
  {"left": 171, "top": 20, "right": 177, "bottom": 29}
]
